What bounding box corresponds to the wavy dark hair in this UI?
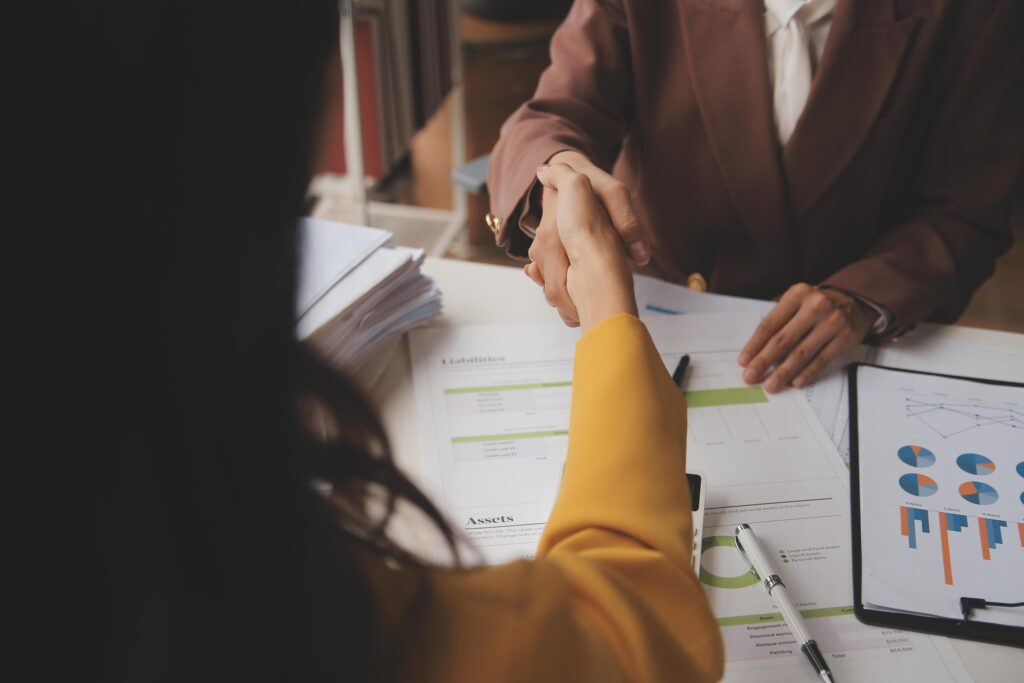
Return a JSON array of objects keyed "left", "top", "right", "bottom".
[{"left": 71, "top": 1, "right": 457, "bottom": 681}]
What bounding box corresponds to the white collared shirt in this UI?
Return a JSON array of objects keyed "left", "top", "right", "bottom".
[
  {"left": 764, "top": 0, "right": 837, "bottom": 145},
  {"left": 765, "top": 1, "right": 891, "bottom": 333}
]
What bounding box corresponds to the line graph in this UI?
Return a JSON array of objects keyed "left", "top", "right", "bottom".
[{"left": 903, "top": 395, "right": 1024, "bottom": 439}]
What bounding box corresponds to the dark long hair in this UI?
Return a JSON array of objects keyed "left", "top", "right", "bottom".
[{"left": 58, "top": 1, "right": 456, "bottom": 680}]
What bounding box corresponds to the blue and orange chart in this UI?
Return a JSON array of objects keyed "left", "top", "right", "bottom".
[
  {"left": 898, "top": 444, "right": 936, "bottom": 467},
  {"left": 858, "top": 369, "right": 1023, "bottom": 625},
  {"left": 959, "top": 481, "right": 999, "bottom": 505},
  {"left": 895, "top": 443, "right": 1023, "bottom": 586},
  {"left": 899, "top": 473, "right": 938, "bottom": 497},
  {"left": 900, "top": 506, "right": 930, "bottom": 548},
  {"left": 957, "top": 452, "right": 996, "bottom": 475},
  {"left": 895, "top": 445, "right": 1015, "bottom": 506},
  {"left": 899, "top": 506, "right": 1021, "bottom": 585},
  {"left": 1019, "top": 461, "right": 1024, "bottom": 504},
  {"left": 979, "top": 518, "right": 1009, "bottom": 561}
]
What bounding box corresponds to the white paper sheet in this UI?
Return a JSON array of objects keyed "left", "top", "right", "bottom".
[
  {"left": 855, "top": 364, "right": 1024, "bottom": 627},
  {"left": 409, "top": 312, "right": 973, "bottom": 681},
  {"left": 633, "top": 274, "right": 774, "bottom": 317},
  {"left": 295, "top": 218, "right": 390, "bottom": 316},
  {"left": 632, "top": 274, "right": 866, "bottom": 462},
  {"left": 632, "top": 275, "right": 1024, "bottom": 468},
  {"left": 817, "top": 329, "right": 1024, "bottom": 464}
]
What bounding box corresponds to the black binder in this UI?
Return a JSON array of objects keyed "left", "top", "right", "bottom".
[{"left": 847, "top": 363, "right": 1024, "bottom": 648}]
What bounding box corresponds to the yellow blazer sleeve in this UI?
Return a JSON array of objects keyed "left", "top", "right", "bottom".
[
  {"left": 533, "top": 313, "right": 723, "bottom": 682},
  {"left": 375, "top": 314, "right": 722, "bottom": 683}
]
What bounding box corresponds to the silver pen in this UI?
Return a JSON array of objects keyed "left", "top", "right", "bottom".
[{"left": 734, "top": 524, "right": 836, "bottom": 683}]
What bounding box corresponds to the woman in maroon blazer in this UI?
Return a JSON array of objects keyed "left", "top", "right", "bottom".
[{"left": 488, "top": 0, "right": 1022, "bottom": 392}]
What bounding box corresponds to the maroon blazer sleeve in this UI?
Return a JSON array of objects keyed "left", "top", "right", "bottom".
[
  {"left": 487, "top": 0, "right": 633, "bottom": 254},
  {"left": 824, "top": 1, "right": 1023, "bottom": 331}
]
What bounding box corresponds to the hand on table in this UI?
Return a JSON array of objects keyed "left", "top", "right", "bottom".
[
  {"left": 523, "top": 150, "right": 650, "bottom": 327},
  {"left": 531, "top": 163, "right": 637, "bottom": 333},
  {"left": 739, "top": 284, "right": 879, "bottom": 393}
]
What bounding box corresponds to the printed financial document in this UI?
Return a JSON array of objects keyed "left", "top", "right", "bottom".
[
  {"left": 409, "top": 312, "right": 972, "bottom": 682},
  {"left": 856, "top": 365, "right": 1024, "bottom": 627},
  {"left": 633, "top": 274, "right": 867, "bottom": 464},
  {"left": 634, "top": 274, "right": 1024, "bottom": 469}
]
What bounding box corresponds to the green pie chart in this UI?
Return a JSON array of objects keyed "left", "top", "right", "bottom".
[{"left": 699, "top": 535, "right": 759, "bottom": 589}]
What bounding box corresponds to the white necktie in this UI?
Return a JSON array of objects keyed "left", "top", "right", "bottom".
[{"left": 765, "top": 0, "right": 835, "bottom": 144}]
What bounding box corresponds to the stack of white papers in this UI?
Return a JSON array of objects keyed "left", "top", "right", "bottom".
[{"left": 296, "top": 218, "right": 441, "bottom": 387}]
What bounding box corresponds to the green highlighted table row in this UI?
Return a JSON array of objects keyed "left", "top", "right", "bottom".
[
  {"left": 717, "top": 606, "right": 854, "bottom": 627},
  {"left": 443, "top": 382, "right": 768, "bottom": 409},
  {"left": 686, "top": 386, "right": 768, "bottom": 408},
  {"left": 444, "top": 381, "right": 572, "bottom": 395},
  {"left": 452, "top": 430, "right": 569, "bottom": 444}
]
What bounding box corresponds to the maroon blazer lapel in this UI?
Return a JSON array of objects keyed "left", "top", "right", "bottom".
[
  {"left": 784, "top": 0, "right": 923, "bottom": 216},
  {"left": 678, "top": 0, "right": 796, "bottom": 291}
]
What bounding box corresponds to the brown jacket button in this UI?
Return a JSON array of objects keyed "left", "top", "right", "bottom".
[
  {"left": 485, "top": 213, "right": 502, "bottom": 235},
  {"left": 687, "top": 272, "right": 708, "bottom": 292}
]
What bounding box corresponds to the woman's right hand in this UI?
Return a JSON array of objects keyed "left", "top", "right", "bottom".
[
  {"left": 524, "top": 151, "right": 649, "bottom": 328},
  {"left": 530, "top": 163, "right": 638, "bottom": 333}
]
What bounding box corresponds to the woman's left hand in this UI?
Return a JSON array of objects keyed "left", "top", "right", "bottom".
[{"left": 739, "top": 284, "right": 878, "bottom": 392}]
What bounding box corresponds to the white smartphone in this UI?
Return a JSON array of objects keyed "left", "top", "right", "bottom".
[{"left": 687, "top": 471, "right": 706, "bottom": 572}]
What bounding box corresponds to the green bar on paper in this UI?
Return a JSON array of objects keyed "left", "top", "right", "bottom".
[
  {"left": 452, "top": 430, "right": 569, "bottom": 444},
  {"left": 685, "top": 386, "right": 768, "bottom": 408},
  {"left": 716, "top": 606, "right": 852, "bottom": 627},
  {"left": 443, "top": 381, "right": 572, "bottom": 395}
]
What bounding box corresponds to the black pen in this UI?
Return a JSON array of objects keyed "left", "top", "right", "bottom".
[{"left": 672, "top": 354, "right": 690, "bottom": 389}]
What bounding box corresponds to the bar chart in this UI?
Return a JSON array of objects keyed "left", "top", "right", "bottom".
[{"left": 899, "top": 506, "right": 1021, "bottom": 585}]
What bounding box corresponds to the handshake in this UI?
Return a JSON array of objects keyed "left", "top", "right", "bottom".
[
  {"left": 522, "top": 151, "right": 880, "bottom": 392},
  {"left": 523, "top": 158, "right": 640, "bottom": 334}
]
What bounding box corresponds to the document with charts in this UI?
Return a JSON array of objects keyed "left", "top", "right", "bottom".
[
  {"left": 855, "top": 364, "right": 1024, "bottom": 627},
  {"left": 409, "top": 312, "right": 972, "bottom": 682}
]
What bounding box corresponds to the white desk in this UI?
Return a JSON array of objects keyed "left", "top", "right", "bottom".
[{"left": 370, "top": 257, "right": 1024, "bottom": 682}]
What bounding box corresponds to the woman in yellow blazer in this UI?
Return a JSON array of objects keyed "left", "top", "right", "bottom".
[
  {"left": 91, "top": 2, "right": 722, "bottom": 680},
  {"left": 362, "top": 163, "right": 723, "bottom": 682}
]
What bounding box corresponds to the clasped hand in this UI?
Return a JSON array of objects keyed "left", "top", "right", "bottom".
[
  {"left": 522, "top": 153, "right": 877, "bottom": 390},
  {"left": 527, "top": 162, "right": 637, "bottom": 333},
  {"left": 524, "top": 151, "right": 650, "bottom": 327}
]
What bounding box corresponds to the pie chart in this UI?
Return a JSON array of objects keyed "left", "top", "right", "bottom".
[
  {"left": 899, "top": 473, "right": 938, "bottom": 497},
  {"left": 898, "top": 445, "right": 935, "bottom": 468},
  {"left": 959, "top": 481, "right": 998, "bottom": 505},
  {"left": 957, "top": 453, "right": 996, "bottom": 475}
]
